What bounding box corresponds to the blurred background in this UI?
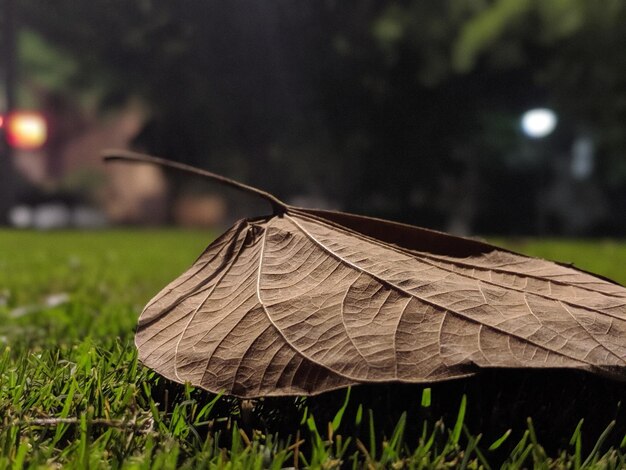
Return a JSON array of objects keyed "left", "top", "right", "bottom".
[{"left": 1, "top": 0, "right": 625, "bottom": 236}]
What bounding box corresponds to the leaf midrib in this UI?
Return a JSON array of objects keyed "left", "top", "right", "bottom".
[{"left": 285, "top": 214, "right": 615, "bottom": 371}]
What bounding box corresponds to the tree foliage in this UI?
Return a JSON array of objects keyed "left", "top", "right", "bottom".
[{"left": 15, "top": 0, "right": 626, "bottom": 233}]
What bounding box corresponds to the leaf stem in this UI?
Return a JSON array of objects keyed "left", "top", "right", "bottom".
[{"left": 102, "top": 149, "right": 288, "bottom": 214}]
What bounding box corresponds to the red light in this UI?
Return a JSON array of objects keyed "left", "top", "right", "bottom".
[{"left": 5, "top": 111, "right": 48, "bottom": 150}]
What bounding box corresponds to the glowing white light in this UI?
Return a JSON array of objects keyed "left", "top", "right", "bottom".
[
  {"left": 521, "top": 108, "right": 557, "bottom": 138},
  {"left": 8, "top": 205, "right": 33, "bottom": 228}
]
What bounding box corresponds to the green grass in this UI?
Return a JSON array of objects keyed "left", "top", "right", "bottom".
[{"left": 1, "top": 230, "right": 626, "bottom": 468}]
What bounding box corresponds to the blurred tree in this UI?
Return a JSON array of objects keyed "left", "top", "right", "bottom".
[
  {"left": 0, "top": 0, "right": 18, "bottom": 224},
  {"left": 13, "top": 0, "right": 626, "bottom": 233},
  {"left": 321, "top": 0, "right": 626, "bottom": 232}
]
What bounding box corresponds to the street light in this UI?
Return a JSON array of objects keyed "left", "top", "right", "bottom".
[
  {"left": 521, "top": 108, "right": 557, "bottom": 139},
  {"left": 3, "top": 110, "right": 48, "bottom": 150}
]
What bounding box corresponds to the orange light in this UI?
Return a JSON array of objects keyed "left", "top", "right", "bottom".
[{"left": 6, "top": 111, "right": 48, "bottom": 150}]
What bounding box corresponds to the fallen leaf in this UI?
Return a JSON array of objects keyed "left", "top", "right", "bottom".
[
  {"left": 45, "top": 293, "right": 70, "bottom": 308},
  {"left": 10, "top": 293, "right": 70, "bottom": 318},
  {"left": 104, "top": 150, "right": 626, "bottom": 398}
]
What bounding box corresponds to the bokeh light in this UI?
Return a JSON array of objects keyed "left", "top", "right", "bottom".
[{"left": 521, "top": 108, "right": 557, "bottom": 138}]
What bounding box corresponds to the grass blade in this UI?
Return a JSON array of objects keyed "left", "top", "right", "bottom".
[
  {"left": 332, "top": 387, "right": 351, "bottom": 432},
  {"left": 489, "top": 429, "right": 512, "bottom": 451},
  {"left": 451, "top": 395, "right": 467, "bottom": 446}
]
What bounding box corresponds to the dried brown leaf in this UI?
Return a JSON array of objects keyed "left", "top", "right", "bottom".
[{"left": 104, "top": 150, "right": 626, "bottom": 398}]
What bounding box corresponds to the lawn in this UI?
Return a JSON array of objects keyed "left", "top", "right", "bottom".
[{"left": 1, "top": 229, "right": 626, "bottom": 468}]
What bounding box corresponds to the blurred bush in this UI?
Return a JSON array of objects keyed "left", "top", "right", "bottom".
[{"left": 5, "top": 0, "right": 626, "bottom": 234}]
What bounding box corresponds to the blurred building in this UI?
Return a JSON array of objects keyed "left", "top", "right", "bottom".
[{"left": 9, "top": 96, "right": 172, "bottom": 227}]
